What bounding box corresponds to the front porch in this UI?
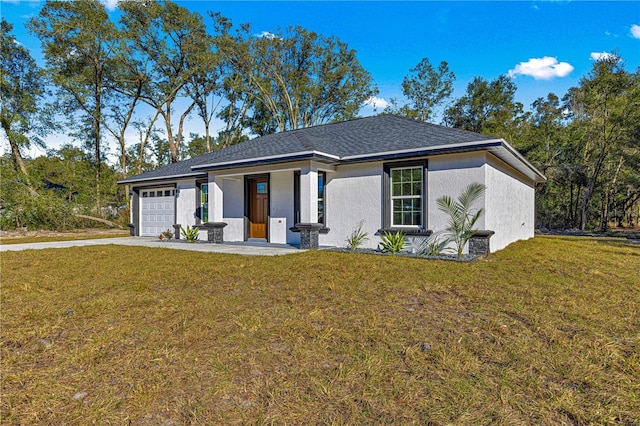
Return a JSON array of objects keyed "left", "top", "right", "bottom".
[{"left": 180, "top": 160, "right": 332, "bottom": 249}]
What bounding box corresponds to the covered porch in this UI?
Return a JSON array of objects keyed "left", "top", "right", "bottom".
[{"left": 182, "top": 160, "right": 333, "bottom": 249}]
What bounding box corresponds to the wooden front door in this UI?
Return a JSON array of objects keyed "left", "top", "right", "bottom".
[{"left": 249, "top": 177, "right": 268, "bottom": 238}]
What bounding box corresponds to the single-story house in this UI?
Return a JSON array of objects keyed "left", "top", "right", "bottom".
[{"left": 118, "top": 115, "right": 545, "bottom": 253}]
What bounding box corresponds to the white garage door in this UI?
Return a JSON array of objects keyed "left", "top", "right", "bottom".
[{"left": 140, "top": 188, "right": 176, "bottom": 237}]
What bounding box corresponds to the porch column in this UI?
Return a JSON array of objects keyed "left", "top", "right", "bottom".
[
  {"left": 210, "top": 174, "right": 223, "bottom": 223},
  {"left": 299, "top": 166, "right": 318, "bottom": 223},
  {"left": 296, "top": 165, "right": 321, "bottom": 249}
]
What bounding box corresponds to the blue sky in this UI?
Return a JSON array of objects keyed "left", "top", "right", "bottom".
[{"left": 1, "top": 0, "right": 639, "bottom": 157}]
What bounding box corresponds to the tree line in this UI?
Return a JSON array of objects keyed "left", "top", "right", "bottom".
[
  {"left": 1, "top": 0, "right": 638, "bottom": 231},
  {"left": 384, "top": 57, "right": 640, "bottom": 231}
]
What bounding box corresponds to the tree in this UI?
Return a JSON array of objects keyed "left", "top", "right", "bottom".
[
  {"left": 0, "top": 145, "right": 122, "bottom": 230},
  {"left": 103, "top": 33, "right": 149, "bottom": 179},
  {"left": 188, "top": 50, "right": 223, "bottom": 153},
  {"left": 209, "top": 12, "right": 254, "bottom": 147},
  {"left": 514, "top": 94, "right": 578, "bottom": 228},
  {"left": 119, "top": 0, "right": 213, "bottom": 163},
  {"left": 129, "top": 111, "right": 162, "bottom": 175},
  {"left": 394, "top": 58, "right": 455, "bottom": 122},
  {"left": 0, "top": 19, "right": 49, "bottom": 196},
  {"left": 29, "top": 0, "right": 118, "bottom": 213},
  {"left": 218, "top": 24, "right": 377, "bottom": 134},
  {"left": 444, "top": 75, "right": 524, "bottom": 140},
  {"left": 563, "top": 55, "right": 640, "bottom": 230},
  {"left": 185, "top": 133, "right": 208, "bottom": 159}
]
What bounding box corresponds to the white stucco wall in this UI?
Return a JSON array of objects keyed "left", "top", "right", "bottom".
[
  {"left": 484, "top": 155, "right": 536, "bottom": 251},
  {"left": 426, "top": 153, "right": 486, "bottom": 254},
  {"left": 145, "top": 152, "right": 536, "bottom": 252},
  {"left": 269, "top": 170, "right": 297, "bottom": 244},
  {"left": 220, "top": 176, "right": 244, "bottom": 241},
  {"left": 320, "top": 162, "right": 383, "bottom": 249},
  {"left": 222, "top": 177, "right": 244, "bottom": 217},
  {"left": 176, "top": 179, "right": 197, "bottom": 228}
]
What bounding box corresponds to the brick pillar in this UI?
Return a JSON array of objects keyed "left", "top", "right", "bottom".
[{"left": 469, "top": 230, "right": 495, "bottom": 257}]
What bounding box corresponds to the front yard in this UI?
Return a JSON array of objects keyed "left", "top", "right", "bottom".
[{"left": 1, "top": 236, "right": 638, "bottom": 424}]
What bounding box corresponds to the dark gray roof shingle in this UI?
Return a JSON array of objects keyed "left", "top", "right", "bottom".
[{"left": 119, "top": 115, "right": 499, "bottom": 183}]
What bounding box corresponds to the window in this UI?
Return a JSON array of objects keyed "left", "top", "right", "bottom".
[
  {"left": 256, "top": 182, "right": 267, "bottom": 194},
  {"left": 390, "top": 166, "right": 422, "bottom": 227},
  {"left": 294, "top": 171, "right": 300, "bottom": 224},
  {"left": 318, "top": 171, "right": 326, "bottom": 224},
  {"left": 200, "top": 184, "right": 209, "bottom": 223}
]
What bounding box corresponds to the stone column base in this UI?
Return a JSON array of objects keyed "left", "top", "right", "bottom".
[
  {"left": 127, "top": 223, "right": 136, "bottom": 236},
  {"left": 295, "top": 223, "right": 324, "bottom": 249},
  {"left": 200, "top": 222, "right": 227, "bottom": 243},
  {"left": 173, "top": 224, "right": 181, "bottom": 240},
  {"left": 469, "top": 230, "right": 495, "bottom": 257}
]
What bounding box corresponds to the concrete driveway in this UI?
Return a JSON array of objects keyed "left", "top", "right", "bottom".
[{"left": 0, "top": 237, "right": 304, "bottom": 256}]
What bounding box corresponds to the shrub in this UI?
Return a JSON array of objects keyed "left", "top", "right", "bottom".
[
  {"left": 180, "top": 226, "right": 199, "bottom": 243},
  {"left": 416, "top": 233, "right": 451, "bottom": 256},
  {"left": 345, "top": 221, "right": 369, "bottom": 251},
  {"left": 379, "top": 231, "right": 406, "bottom": 255}
]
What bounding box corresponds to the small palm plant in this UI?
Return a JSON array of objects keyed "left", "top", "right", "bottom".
[{"left": 436, "top": 182, "right": 486, "bottom": 260}]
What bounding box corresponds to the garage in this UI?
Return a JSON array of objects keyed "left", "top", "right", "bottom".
[{"left": 140, "top": 188, "right": 175, "bottom": 237}]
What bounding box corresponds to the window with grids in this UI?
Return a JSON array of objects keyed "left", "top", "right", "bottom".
[{"left": 390, "top": 167, "right": 423, "bottom": 227}]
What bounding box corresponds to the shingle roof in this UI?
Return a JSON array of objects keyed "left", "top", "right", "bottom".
[{"left": 119, "top": 115, "right": 542, "bottom": 183}]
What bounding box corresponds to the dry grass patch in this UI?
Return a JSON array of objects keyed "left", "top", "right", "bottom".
[
  {"left": 0, "top": 229, "right": 128, "bottom": 245},
  {"left": 1, "top": 237, "right": 638, "bottom": 424}
]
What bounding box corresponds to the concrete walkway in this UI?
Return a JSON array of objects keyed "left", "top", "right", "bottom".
[{"left": 0, "top": 237, "right": 304, "bottom": 256}]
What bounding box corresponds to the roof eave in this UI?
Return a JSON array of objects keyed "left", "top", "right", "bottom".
[
  {"left": 493, "top": 140, "right": 547, "bottom": 183},
  {"left": 340, "top": 139, "right": 545, "bottom": 183},
  {"left": 191, "top": 151, "right": 340, "bottom": 172},
  {"left": 117, "top": 171, "right": 208, "bottom": 185}
]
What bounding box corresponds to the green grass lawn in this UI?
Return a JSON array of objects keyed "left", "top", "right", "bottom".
[{"left": 1, "top": 236, "right": 638, "bottom": 424}]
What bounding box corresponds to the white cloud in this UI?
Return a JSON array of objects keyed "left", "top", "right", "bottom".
[
  {"left": 590, "top": 51, "right": 619, "bottom": 62},
  {"left": 508, "top": 56, "right": 573, "bottom": 80},
  {"left": 256, "top": 31, "right": 278, "bottom": 40},
  {"left": 99, "top": 0, "right": 118, "bottom": 12},
  {"left": 631, "top": 24, "right": 640, "bottom": 39},
  {"left": 364, "top": 96, "right": 389, "bottom": 110}
]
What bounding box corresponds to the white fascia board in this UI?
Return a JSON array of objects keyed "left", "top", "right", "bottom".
[
  {"left": 117, "top": 172, "right": 205, "bottom": 185},
  {"left": 340, "top": 138, "right": 546, "bottom": 183},
  {"left": 497, "top": 140, "right": 547, "bottom": 182},
  {"left": 340, "top": 139, "right": 504, "bottom": 161},
  {"left": 191, "top": 150, "right": 340, "bottom": 171}
]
